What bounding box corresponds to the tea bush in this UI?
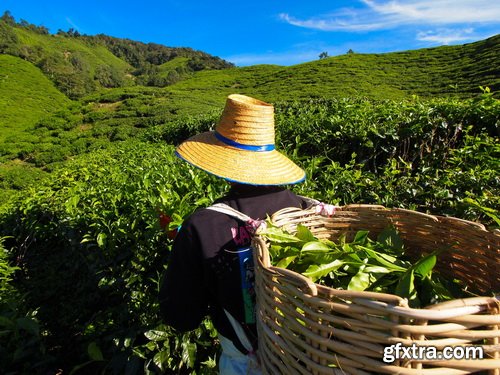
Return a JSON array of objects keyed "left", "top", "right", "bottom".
[
  {"left": 0, "top": 236, "right": 49, "bottom": 373},
  {"left": 0, "top": 142, "right": 227, "bottom": 374},
  {"left": 0, "top": 94, "right": 498, "bottom": 373}
]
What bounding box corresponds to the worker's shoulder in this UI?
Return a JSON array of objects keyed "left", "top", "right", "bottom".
[{"left": 183, "top": 205, "right": 236, "bottom": 228}]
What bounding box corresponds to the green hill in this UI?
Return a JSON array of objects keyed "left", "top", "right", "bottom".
[
  {"left": 0, "top": 54, "right": 71, "bottom": 142},
  {"left": 168, "top": 34, "right": 500, "bottom": 101},
  {"left": 67, "top": 34, "right": 498, "bottom": 137},
  {"left": 1, "top": 10, "right": 498, "bottom": 106},
  {"left": 0, "top": 12, "right": 498, "bottom": 193},
  {"left": 0, "top": 13, "right": 234, "bottom": 98}
]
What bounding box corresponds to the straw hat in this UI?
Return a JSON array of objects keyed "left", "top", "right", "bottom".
[{"left": 175, "top": 94, "right": 306, "bottom": 185}]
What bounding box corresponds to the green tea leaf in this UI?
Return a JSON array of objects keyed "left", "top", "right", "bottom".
[
  {"left": 395, "top": 269, "right": 415, "bottom": 299},
  {"left": 181, "top": 341, "right": 196, "bottom": 368},
  {"left": 348, "top": 269, "right": 371, "bottom": 291},
  {"left": 96, "top": 232, "right": 107, "bottom": 248},
  {"left": 144, "top": 329, "right": 170, "bottom": 341},
  {"left": 303, "top": 259, "right": 344, "bottom": 281},
  {"left": 276, "top": 255, "right": 297, "bottom": 269},
  {"left": 153, "top": 350, "right": 170, "bottom": 371},
  {"left": 414, "top": 254, "right": 436, "bottom": 278},
  {"left": 296, "top": 224, "right": 316, "bottom": 242},
  {"left": 353, "top": 230, "right": 369, "bottom": 244},
  {"left": 360, "top": 246, "right": 407, "bottom": 271},
  {"left": 194, "top": 197, "right": 211, "bottom": 207},
  {"left": 200, "top": 356, "right": 217, "bottom": 369},
  {"left": 462, "top": 198, "right": 500, "bottom": 226},
  {"left": 260, "top": 227, "right": 301, "bottom": 243},
  {"left": 363, "top": 266, "right": 393, "bottom": 274},
  {"left": 425, "top": 275, "right": 464, "bottom": 302},
  {"left": 301, "top": 241, "right": 331, "bottom": 253},
  {"left": 377, "top": 226, "right": 404, "bottom": 253}
]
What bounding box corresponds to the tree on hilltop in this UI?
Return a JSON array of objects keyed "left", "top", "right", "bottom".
[
  {"left": 1, "top": 10, "right": 15, "bottom": 25},
  {"left": 319, "top": 51, "right": 329, "bottom": 59}
]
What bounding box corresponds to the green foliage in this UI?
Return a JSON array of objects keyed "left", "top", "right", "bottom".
[
  {"left": 6, "top": 22, "right": 133, "bottom": 98},
  {"left": 0, "top": 15, "right": 233, "bottom": 98},
  {"left": 0, "top": 19, "right": 499, "bottom": 370},
  {"left": 0, "top": 236, "right": 17, "bottom": 295},
  {"left": 279, "top": 95, "right": 500, "bottom": 225},
  {"left": 0, "top": 236, "right": 49, "bottom": 373},
  {"left": 0, "top": 141, "right": 227, "bottom": 373},
  {"left": 169, "top": 34, "right": 500, "bottom": 100},
  {"left": 0, "top": 84, "right": 224, "bottom": 172},
  {"left": 0, "top": 16, "right": 19, "bottom": 53},
  {"left": 94, "top": 64, "right": 125, "bottom": 88},
  {"left": 0, "top": 54, "right": 71, "bottom": 143},
  {"left": 1, "top": 15, "right": 498, "bottom": 175},
  {"left": 0, "top": 161, "right": 49, "bottom": 202},
  {"left": 261, "top": 225, "right": 463, "bottom": 308},
  {"left": 93, "top": 34, "right": 233, "bottom": 71}
]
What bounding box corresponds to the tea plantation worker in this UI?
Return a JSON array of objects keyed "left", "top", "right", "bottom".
[{"left": 159, "top": 94, "right": 317, "bottom": 374}]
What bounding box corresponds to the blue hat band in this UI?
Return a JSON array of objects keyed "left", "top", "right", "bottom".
[{"left": 215, "top": 131, "right": 275, "bottom": 152}]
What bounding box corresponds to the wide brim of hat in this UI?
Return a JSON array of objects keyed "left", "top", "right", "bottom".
[{"left": 175, "top": 131, "right": 306, "bottom": 185}]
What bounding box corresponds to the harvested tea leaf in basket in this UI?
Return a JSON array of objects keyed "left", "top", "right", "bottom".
[{"left": 259, "top": 222, "right": 469, "bottom": 308}]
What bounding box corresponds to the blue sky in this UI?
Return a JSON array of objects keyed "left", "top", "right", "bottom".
[{"left": 3, "top": 0, "right": 499, "bottom": 66}]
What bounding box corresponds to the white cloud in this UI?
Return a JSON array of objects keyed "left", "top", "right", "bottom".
[
  {"left": 280, "top": 0, "right": 500, "bottom": 32},
  {"left": 363, "top": 0, "right": 500, "bottom": 24},
  {"left": 416, "top": 28, "right": 477, "bottom": 44},
  {"left": 279, "top": 12, "right": 385, "bottom": 32}
]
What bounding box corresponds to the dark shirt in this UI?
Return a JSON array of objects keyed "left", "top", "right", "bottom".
[{"left": 159, "top": 184, "right": 309, "bottom": 353}]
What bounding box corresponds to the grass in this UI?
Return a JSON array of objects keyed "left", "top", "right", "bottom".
[{"left": 0, "top": 54, "right": 71, "bottom": 142}]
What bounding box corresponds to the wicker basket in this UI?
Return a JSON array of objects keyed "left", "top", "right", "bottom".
[{"left": 252, "top": 204, "right": 500, "bottom": 375}]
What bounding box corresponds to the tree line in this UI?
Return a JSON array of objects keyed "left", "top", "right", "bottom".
[{"left": 0, "top": 10, "right": 234, "bottom": 98}]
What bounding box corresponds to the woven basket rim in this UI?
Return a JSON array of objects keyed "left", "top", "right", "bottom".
[
  {"left": 253, "top": 203, "right": 500, "bottom": 314},
  {"left": 253, "top": 206, "right": 500, "bottom": 373}
]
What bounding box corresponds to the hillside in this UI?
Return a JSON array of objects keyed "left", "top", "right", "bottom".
[
  {"left": 70, "top": 34, "right": 499, "bottom": 130},
  {"left": 0, "top": 13, "right": 234, "bottom": 98},
  {"left": 168, "top": 34, "right": 500, "bottom": 101},
  {"left": 0, "top": 54, "right": 71, "bottom": 142},
  {"left": 55, "top": 34, "right": 497, "bottom": 149},
  {"left": 1, "top": 11, "right": 498, "bottom": 105},
  {"left": 0, "top": 12, "right": 499, "bottom": 198}
]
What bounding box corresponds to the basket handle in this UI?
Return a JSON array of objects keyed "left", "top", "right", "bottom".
[
  {"left": 252, "top": 237, "right": 271, "bottom": 268},
  {"left": 270, "top": 266, "right": 318, "bottom": 296},
  {"left": 252, "top": 237, "right": 318, "bottom": 296}
]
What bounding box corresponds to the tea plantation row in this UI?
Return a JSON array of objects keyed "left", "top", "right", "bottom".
[{"left": 0, "top": 94, "right": 498, "bottom": 374}]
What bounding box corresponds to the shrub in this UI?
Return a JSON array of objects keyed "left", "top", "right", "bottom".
[
  {"left": 0, "top": 141, "right": 226, "bottom": 373},
  {"left": 0, "top": 95, "right": 498, "bottom": 373}
]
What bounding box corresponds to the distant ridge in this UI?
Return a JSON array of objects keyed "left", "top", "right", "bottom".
[
  {"left": 168, "top": 34, "right": 500, "bottom": 101},
  {"left": 0, "top": 11, "right": 234, "bottom": 98},
  {"left": 1, "top": 11, "right": 499, "bottom": 102}
]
